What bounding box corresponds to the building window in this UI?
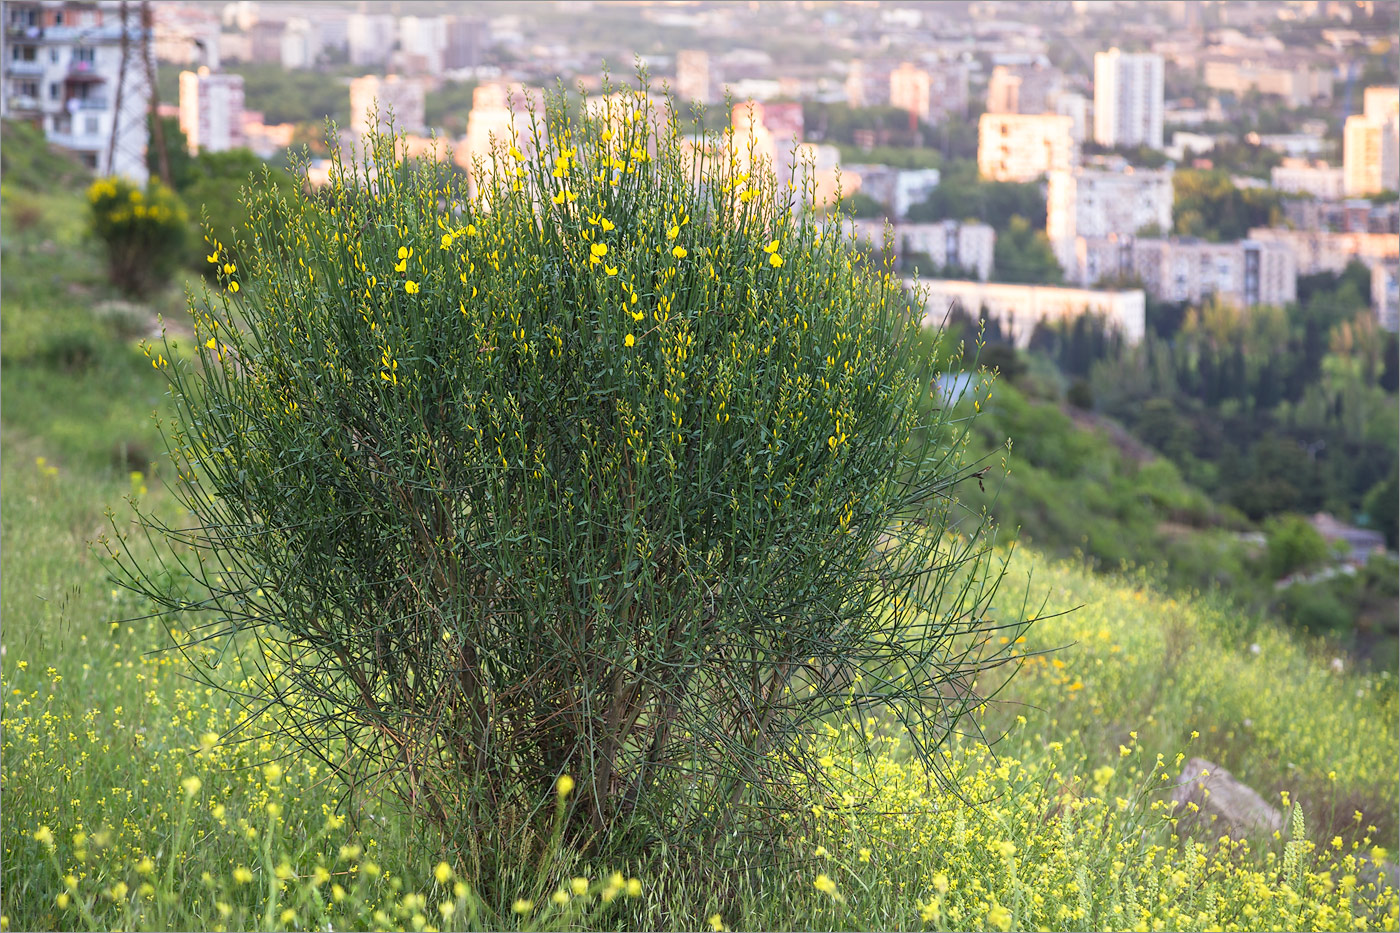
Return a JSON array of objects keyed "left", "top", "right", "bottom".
[
  {"left": 84, "top": 115, "right": 99, "bottom": 135},
  {"left": 16, "top": 79, "right": 38, "bottom": 97},
  {"left": 49, "top": 82, "right": 60, "bottom": 100},
  {"left": 50, "top": 47, "right": 60, "bottom": 62},
  {"left": 11, "top": 44, "right": 37, "bottom": 61},
  {"left": 73, "top": 47, "right": 95, "bottom": 64},
  {"left": 54, "top": 10, "right": 65, "bottom": 26}
]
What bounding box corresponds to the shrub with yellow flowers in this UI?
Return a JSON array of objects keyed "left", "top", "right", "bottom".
[
  {"left": 111, "top": 71, "right": 1024, "bottom": 889},
  {"left": 86, "top": 176, "right": 189, "bottom": 297}
]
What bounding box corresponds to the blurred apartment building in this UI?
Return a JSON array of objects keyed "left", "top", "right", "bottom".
[
  {"left": 179, "top": 66, "right": 242, "bottom": 154},
  {"left": 977, "top": 112, "right": 1077, "bottom": 182},
  {"left": 1343, "top": 86, "right": 1400, "bottom": 197},
  {"left": 1079, "top": 236, "right": 1297, "bottom": 307},
  {"left": 349, "top": 74, "right": 425, "bottom": 137},
  {"left": 847, "top": 58, "right": 968, "bottom": 121},
  {"left": 1048, "top": 162, "right": 1175, "bottom": 278},
  {"left": 1093, "top": 48, "right": 1164, "bottom": 149},
  {"left": 1, "top": 0, "right": 150, "bottom": 181}
]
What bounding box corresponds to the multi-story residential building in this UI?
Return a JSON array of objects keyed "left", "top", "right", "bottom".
[
  {"left": 1047, "top": 164, "right": 1174, "bottom": 279},
  {"left": 845, "top": 59, "right": 892, "bottom": 108},
  {"left": 152, "top": 2, "right": 219, "bottom": 70},
  {"left": 1373, "top": 260, "right": 1398, "bottom": 332},
  {"left": 844, "top": 164, "right": 940, "bottom": 220},
  {"left": 889, "top": 61, "right": 929, "bottom": 124},
  {"left": 347, "top": 12, "right": 395, "bottom": 68},
  {"left": 1131, "top": 237, "right": 1297, "bottom": 307},
  {"left": 178, "top": 66, "right": 242, "bottom": 154},
  {"left": 1282, "top": 198, "right": 1399, "bottom": 235},
  {"left": 986, "top": 63, "right": 1063, "bottom": 116},
  {"left": 1270, "top": 159, "right": 1346, "bottom": 199},
  {"left": 906, "top": 278, "right": 1147, "bottom": 348},
  {"left": 847, "top": 219, "right": 995, "bottom": 280},
  {"left": 925, "top": 59, "right": 968, "bottom": 121},
  {"left": 442, "top": 17, "right": 485, "bottom": 71},
  {"left": 1343, "top": 86, "right": 1400, "bottom": 197},
  {"left": 1202, "top": 57, "right": 1333, "bottom": 107},
  {"left": 977, "top": 113, "right": 1076, "bottom": 183},
  {"left": 349, "top": 74, "right": 425, "bottom": 138},
  {"left": 1245, "top": 227, "right": 1400, "bottom": 276},
  {"left": 2, "top": 0, "right": 150, "bottom": 181},
  {"left": 676, "top": 49, "right": 710, "bottom": 104},
  {"left": 397, "top": 15, "right": 444, "bottom": 74},
  {"left": 1093, "top": 48, "right": 1164, "bottom": 149}
]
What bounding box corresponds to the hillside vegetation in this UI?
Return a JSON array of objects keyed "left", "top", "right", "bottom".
[{"left": 1, "top": 135, "right": 1396, "bottom": 933}]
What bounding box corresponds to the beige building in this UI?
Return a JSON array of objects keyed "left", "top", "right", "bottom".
[
  {"left": 1245, "top": 227, "right": 1400, "bottom": 276},
  {"left": 1270, "top": 160, "right": 1346, "bottom": 199},
  {"left": 906, "top": 279, "right": 1146, "bottom": 348},
  {"left": 1131, "top": 237, "right": 1297, "bottom": 307},
  {"left": 1048, "top": 165, "right": 1174, "bottom": 279},
  {"left": 889, "top": 62, "right": 930, "bottom": 123},
  {"left": 978, "top": 113, "right": 1077, "bottom": 182},
  {"left": 1343, "top": 86, "right": 1400, "bottom": 196},
  {"left": 349, "top": 74, "right": 425, "bottom": 138},
  {"left": 1373, "top": 260, "right": 1398, "bottom": 332},
  {"left": 1202, "top": 58, "right": 1333, "bottom": 107},
  {"left": 459, "top": 83, "right": 545, "bottom": 181}
]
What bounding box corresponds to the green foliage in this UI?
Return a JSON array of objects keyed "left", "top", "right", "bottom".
[
  {"left": 117, "top": 79, "right": 1021, "bottom": 882},
  {"left": 425, "top": 80, "right": 479, "bottom": 135},
  {"left": 1362, "top": 468, "right": 1399, "bottom": 549},
  {"left": 86, "top": 177, "right": 190, "bottom": 298},
  {"left": 1263, "top": 514, "right": 1330, "bottom": 580},
  {"left": 0, "top": 118, "right": 88, "bottom": 191},
  {"left": 1172, "top": 169, "right": 1284, "bottom": 241},
  {"left": 179, "top": 149, "right": 301, "bottom": 274},
  {"left": 835, "top": 190, "right": 889, "bottom": 218},
  {"left": 993, "top": 215, "right": 1064, "bottom": 284},
  {"left": 906, "top": 160, "right": 1045, "bottom": 230}
]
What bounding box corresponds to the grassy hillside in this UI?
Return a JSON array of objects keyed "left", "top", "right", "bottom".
[{"left": 2, "top": 160, "right": 1396, "bottom": 932}]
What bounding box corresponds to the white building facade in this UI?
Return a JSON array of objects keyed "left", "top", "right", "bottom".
[
  {"left": 178, "top": 66, "right": 243, "bottom": 154},
  {"left": 2, "top": 0, "right": 150, "bottom": 182},
  {"left": 1047, "top": 165, "right": 1174, "bottom": 279},
  {"left": 1093, "top": 48, "right": 1164, "bottom": 149}
]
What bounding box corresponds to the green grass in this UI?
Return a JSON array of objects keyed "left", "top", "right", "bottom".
[{"left": 2, "top": 157, "right": 1397, "bottom": 933}]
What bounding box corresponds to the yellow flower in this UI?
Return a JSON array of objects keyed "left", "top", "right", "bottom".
[
  {"left": 625, "top": 878, "right": 642, "bottom": 897},
  {"left": 137, "top": 857, "right": 155, "bottom": 876},
  {"left": 987, "top": 904, "right": 1012, "bottom": 931},
  {"left": 625, "top": 333, "right": 636, "bottom": 348},
  {"left": 570, "top": 877, "right": 589, "bottom": 896},
  {"left": 672, "top": 246, "right": 687, "bottom": 259},
  {"left": 556, "top": 774, "right": 575, "bottom": 797},
  {"left": 813, "top": 873, "right": 841, "bottom": 900},
  {"left": 181, "top": 776, "right": 202, "bottom": 796},
  {"left": 512, "top": 899, "right": 534, "bottom": 915},
  {"left": 434, "top": 862, "right": 453, "bottom": 885},
  {"left": 768, "top": 253, "right": 783, "bottom": 268},
  {"left": 605, "top": 265, "right": 619, "bottom": 276},
  {"left": 550, "top": 890, "right": 569, "bottom": 907},
  {"left": 233, "top": 866, "right": 253, "bottom": 884},
  {"left": 764, "top": 239, "right": 780, "bottom": 253},
  {"left": 32, "top": 826, "right": 54, "bottom": 848},
  {"left": 708, "top": 913, "right": 724, "bottom": 932},
  {"left": 263, "top": 763, "right": 282, "bottom": 785},
  {"left": 229, "top": 281, "right": 239, "bottom": 293},
  {"left": 404, "top": 280, "right": 420, "bottom": 294},
  {"left": 667, "top": 225, "right": 680, "bottom": 240},
  {"left": 600, "top": 217, "right": 615, "bottom": 231}
]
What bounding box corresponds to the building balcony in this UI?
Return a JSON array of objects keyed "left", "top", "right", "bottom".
[
  {"left": 47, "top": 130, "right": 104, "bottom": 151},
  {"left": 6, "top": 59, "right": 46, "bottom": 76},
  {"left": 6, "top": 94, "right": 41, "bottom": 112},
  {"left": 67, "top": 96, "right": 108, "bottom": 111},
  {"left": 41, "top": 24, "right": 147, "bottom": 44}
]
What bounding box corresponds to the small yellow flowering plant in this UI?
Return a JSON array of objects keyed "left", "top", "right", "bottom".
[{"left": 86, "top": 176, "right": 189, "bottom": 297}]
